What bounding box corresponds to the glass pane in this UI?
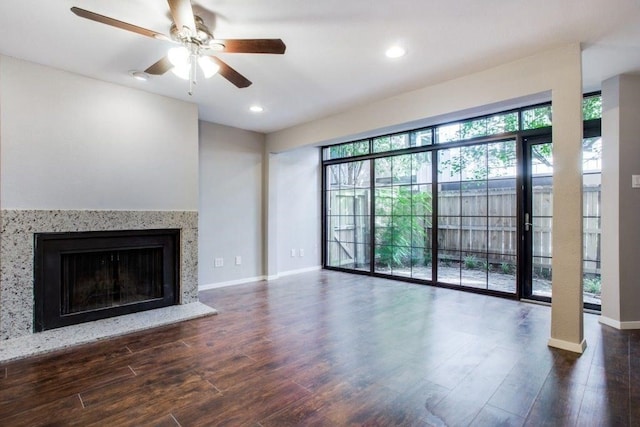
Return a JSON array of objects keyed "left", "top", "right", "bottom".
[
  {"left": 412, "top": 152, "right": 432, "bottom": 184},
  {"left": 488, "top": 217, "right": 517, "bottom": 256},
  {"left": 438, "top": 216, "right": 460, "bottom": 251},
  {"left": 375, "top": 216, "right": 392, "bottom": 245},
  {"left": 582, "top": 137, "right": 602, "bottom": 174},
  {"left": 436, "top": 123, "right": 462, "bottom": 144},
  {"left": 326, "top": 165, "right": 340, "bottom": 188},
  {"left": 532, "top": 256, "right": 552, "bottom": 297},
  {"left": 413, "top": 184, "right": 433, "bottom": 217},
  {"left": 461, "top": 182, "right": 487, "bottom": 216},
  {"left": 530, "top": 142, "right": 553, "bottom": 298},
  {"left": 462, "top": 217, "right": 487, "bottom": 253},
  {"left": 530, "top": 143, "right": 553, "bottom": 175},
  {"left": 335, "top": 190, "right": 355, "bottom": 215},
  {"left": 438, "top": 251, "right": 460, "bottom": 285},
  {"left": 487, "top": 184, "right": 516, "bottom": 218},
  {"left": 583, "top": 95, "right": 602, "bottom": 120},
  {"left": 375, "top": 188, "right": 394, "bottom": 215},
  {"left": 392, "top": 155, "right": 412, "bottom": 184},
  {"left": 460, "top": 145, "right": 487, "bottom": 181},
  {"left": 532, "top": 217, "right": 552, "bottom": 257},
  {"left": 353, "top": 140, "right": 370, "bottom": 156},
  {"left": 487, "top": 140, "right": 517, "bottom": 178},
  {"left": 522, "top": 106, "right": 552, "bottom": 129},
  {"left": 328, "top": 143, "right": 353, "bottom": 160},
  {"left": 411, "top": 248, "right": 433, "bottom": 281},
  {"left": 375, "top": 245, "right": 411, "bottom": 274},
  {"left": 583, "top": 135, "right": 601, "bottom": 306},
  {"left": 461, "top": 252, "right": 488, "bottom": 289},
  {"left": 438, "top": 147, "right": 461, "bottom": 182},
  {"left": 374, "top": 158, "right": 392, "bottom": 185},
  {"left": 353, "top": 244, "right": 370, "bottom": 271},
  {"left": 373, "top": 135, "right": 409, "bottom": 153},
  {"left": 459, "top": 118, "right": 487, "bottom": 140},
  {"left": 390, "top": 133, "right": 410, "bottom": 151},
  {"left": 326, "top": 241, "right": 340, "bottom": 267},
  {"left": 487, "top": 112, "right": 519, "bottom": 134},
  {"left": 489, "top": 255, "right": 517, "bottom": 293},
  {"left": 411, "top": 129, "right": 433, "bottom": 147}
]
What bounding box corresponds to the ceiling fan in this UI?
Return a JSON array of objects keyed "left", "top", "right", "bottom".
[{"left": 70, "top": 0, "right": 286, "bottom": 94}]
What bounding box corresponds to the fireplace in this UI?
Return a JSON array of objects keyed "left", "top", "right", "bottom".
[{"left": 34, "top": 229, "right": 180, "bottom": 332}]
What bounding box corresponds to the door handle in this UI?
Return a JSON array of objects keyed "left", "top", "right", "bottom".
[{"left": 525, "top": 213, "right": 533, "bottom": 232}]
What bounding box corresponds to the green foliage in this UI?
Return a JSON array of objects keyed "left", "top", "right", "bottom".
[
  {"left": 584, "top": 276, "right": 601, "bottom": 295},
  {"left": 376, "top": 187, "right": 432, "bottom": 268},
  {"left": 326, "top": 140, "right": 369, "bottom": 160},
  {"left": 439, "top": 141, "right": 517, "bottom": 181},
  {"left": 463, "top": 254, "right": 478, "bottom": 269},
  {"left": 583, "top": 96, "right": 602, "bottom": 121},
  {"left": 500, "top": 262, "right": 513, "bottom": 275},
  {"left": 522, "top": 106, "right": 553, "bottom": 130}
]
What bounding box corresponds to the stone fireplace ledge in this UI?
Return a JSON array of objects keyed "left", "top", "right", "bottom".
[{"left": 0, "top": 301, "right": 217, "bottom": 363}]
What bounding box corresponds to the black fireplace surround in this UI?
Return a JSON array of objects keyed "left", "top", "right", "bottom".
[{"left": 34, "top": 229, "right": 180, "bottom": 332}]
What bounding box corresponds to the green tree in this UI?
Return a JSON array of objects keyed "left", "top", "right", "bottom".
[{"left": 376, "top": 186, "right": 432, "bottom": 268}]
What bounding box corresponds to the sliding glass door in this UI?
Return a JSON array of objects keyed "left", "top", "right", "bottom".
[
  {"left": 522, "top": 138, "right": 553, "bottom": 301},
  {"left": 325, "top": 160, "right": 371, "bottom": 271},
  {"left": 436, "top": 140, "right": 518, "bottom": 292}
]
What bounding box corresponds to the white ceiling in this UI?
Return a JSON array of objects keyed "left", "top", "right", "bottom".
[{"left": 1, "top": 0, "right": 639, "bottom": 134}]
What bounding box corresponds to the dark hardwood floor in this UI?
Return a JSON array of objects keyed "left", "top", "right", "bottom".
[{"left": 1, "top": 270, "right": 638, "bottom": 426}]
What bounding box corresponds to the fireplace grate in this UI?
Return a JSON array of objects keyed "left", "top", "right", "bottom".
[{"left": 34, "top": 229, "right": 179, "bottom": 332}]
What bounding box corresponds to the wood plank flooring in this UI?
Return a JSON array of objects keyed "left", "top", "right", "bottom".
[{"left": 1, "top": 270, "right": 638, "bottom": 426}]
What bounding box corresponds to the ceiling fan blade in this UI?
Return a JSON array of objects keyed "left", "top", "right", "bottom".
[
  {"left": 167, "top": 0, "right": 197, "bottom": 35},
  {"left": 145, "top": 56, "right": 173, "bottom": 75},
  {"left": 70, "top": 7, "right": 168, "bottom": 40},
  {"left": 215, "top": 39, "right": 286, "bottom": 54},
  {"left": 209, "top": 57, "right": 252, "bottom": 88}
]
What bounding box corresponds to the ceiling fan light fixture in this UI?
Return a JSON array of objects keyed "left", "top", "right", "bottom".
[
  {"left": 168, "top": 46, "right": 190, "bottom": 67},
  {"left": 198, "top": 56, "right": 220, "bottom": 78},
  {"left": 171, "top": 63, "right": 191, "bottom": 80}
]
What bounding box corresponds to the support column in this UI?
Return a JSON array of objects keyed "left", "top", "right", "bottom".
[
  {"left": 548, "top": 46, "right": 586, "bottom": 353},
  {"left": 600, "top": 75, "right": 640, "bottom": 329}
]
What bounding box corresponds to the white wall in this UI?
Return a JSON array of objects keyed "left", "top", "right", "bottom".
[
  {"left": 0, "top": 55, "right": 198, "bottom": 211},
  {"left": 198, "top": 121, "right": 264, "bottom": 286},
  {"left": 275, "top": 146, "right": 322, "bottom": 274}
]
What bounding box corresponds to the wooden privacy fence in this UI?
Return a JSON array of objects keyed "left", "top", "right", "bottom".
[{"left": 328, "top": 185, "right": 601, "bottom": 273}]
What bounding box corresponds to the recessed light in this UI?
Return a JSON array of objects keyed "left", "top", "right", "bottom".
[
  {"left": 129, "top": 70, "right": 149, "bottom": 81},
  {"left": 385, "top": 45, "right": 406, "bottom": 59},
  {"left": 250, "top": 105, "right": 264, "bottom": 113}
]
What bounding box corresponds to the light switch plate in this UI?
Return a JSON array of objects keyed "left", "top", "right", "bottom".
[{"left": 633, "top": 175, "right": 640, "bottom": 188}]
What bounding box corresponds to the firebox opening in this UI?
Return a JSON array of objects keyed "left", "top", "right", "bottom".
[{"left": 34, "top": 229, "right": 180, "bottom": 332}]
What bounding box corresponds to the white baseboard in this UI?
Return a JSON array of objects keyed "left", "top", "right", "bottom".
[
  {"left": 199, "top": 266, "right": 323, "bottom": 290},
  {"left": 548, "top": 337, "right": 587, "bottom": 354},
  {"left": 199, "top": 275, "right": 266, "bottom": 291},
  {"left": 599, "top": 316, "right": 640, "bottom": 330},
  {"left": 267, "top": 265, "right": 322, "bottom": 280}
]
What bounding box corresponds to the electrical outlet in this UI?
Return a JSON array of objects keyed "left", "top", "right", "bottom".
[
  {"left": 299, "top": 249, "right": 305, "bottom": 257},
  {"left": 214, "top": 258, "right": 223, "bottom": 267},
  {"left": 235, "top": 256, "right": 242, "bottom": 265},
  {"left": 290, "top": 249, "right": 296, "bottom": 257}
]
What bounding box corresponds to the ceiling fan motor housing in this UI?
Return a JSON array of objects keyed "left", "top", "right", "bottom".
[{"left": 170, "top": 15, "right": 216, "bottom": 48}]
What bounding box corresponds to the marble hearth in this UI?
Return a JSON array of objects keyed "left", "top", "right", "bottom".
[{"left": 0, "top": 210, "right": 204, "bottom": 341}]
